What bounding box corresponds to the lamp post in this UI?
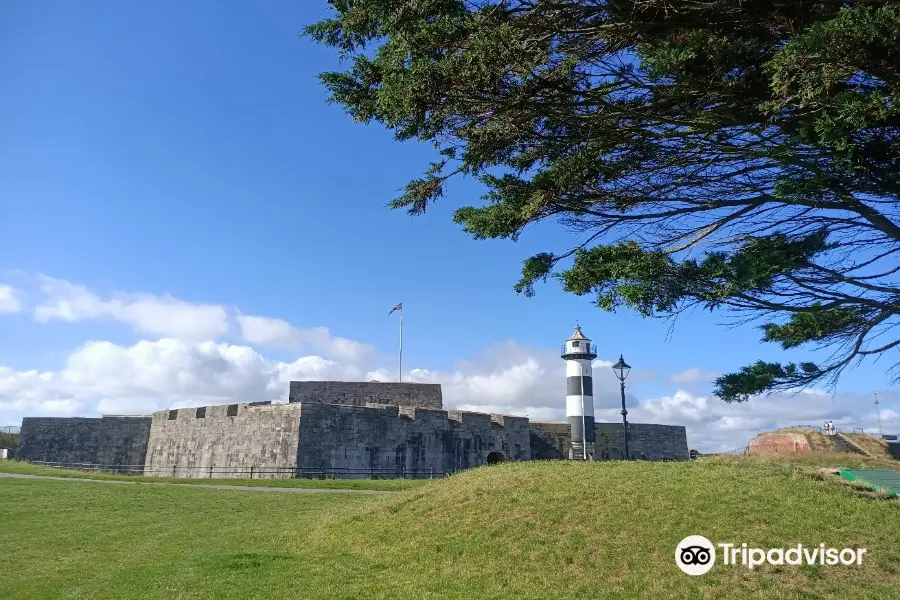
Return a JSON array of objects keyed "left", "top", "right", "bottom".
[{"left": 612, "top": 355, "right": 631, "bottom": 460}]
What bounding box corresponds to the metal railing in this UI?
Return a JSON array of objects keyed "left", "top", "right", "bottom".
[
  {"left": 26, "top": 460, "right": 456, "bottom": 480},
  {"left": 560, "top": 344, "right": 598, "bottom": 358},
  {"left": 777, "top": 425, "right": 894, "bottom": 437},
  {"left": 0, "top": 426, "right": 20, "bottom": 434},
  {"left": 691, "top": 446, "right": 749, "bottom": 458}
]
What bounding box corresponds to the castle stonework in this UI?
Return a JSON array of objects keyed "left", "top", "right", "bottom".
[
  {"left": 144, "top": 402, "right": 302, "bottom": 477},
  {"left": 295, "top": 403, "right": 530, "bottom": 476},
  {"left": 17, "top": 416, "right": 152, "bottom": 473},
  {"left": 18, "top": 380, "right": 689, "bottom": 478},
  {"left": 288, "top": 381, "right": 442, "bottom": 409},
  {"left": 529, "top": 421, "right": 689, "bottom": 461}
]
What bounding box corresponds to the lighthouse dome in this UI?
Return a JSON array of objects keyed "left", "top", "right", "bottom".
[{"left": 561, "top": 325, "right": 597, "bottom": 360}]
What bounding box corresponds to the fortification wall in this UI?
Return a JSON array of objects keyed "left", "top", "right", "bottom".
[
  {"left": 296, "top": 403, "right": 530, "bottom": 478},
  {"left": 529, "top": 422, "right": 689, "bottom": 461},
  {"left": 529, "top": 422, "right": 570, "bottom": 460},
  {"left": 143, "top": 402, "right": 302, "bottom": 478},
  {"left": 595, "top": 423, "right": 689, "bottom": 460},
  {"left": 18, "top": 416, "right": 151, "bottom": 471},
  {"left": 289, "top": 381, "right": 442, "bottom": 409}
]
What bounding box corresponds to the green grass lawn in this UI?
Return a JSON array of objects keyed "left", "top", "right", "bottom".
[
  {"left": 0, "top": 460, "right": 428, "bottom": 491},
  {"left": 1, "top": 459, "right": 898, "bottom": 599}
]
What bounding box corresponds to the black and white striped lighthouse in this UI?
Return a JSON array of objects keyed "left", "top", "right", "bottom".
[{"left": 561, "top": 325, "right": 597, "bottom": 459}]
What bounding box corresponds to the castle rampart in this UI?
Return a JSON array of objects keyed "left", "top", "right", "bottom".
[
  {"left": 529, "top": 422, "right": 571, "bottom": 460},
  {"left": 296, "top": 404, "right": 530, "bottom": 478},
  {"left": 529, "top": 422, "right": 689, "bottom": 461},
  {"left": 18, "top": 416, "right": 151, "bottom": 472},
  {"left": 289, "top": 381, "right": 442, "bottom": 409},
  {"left": 144, "top": 402, "right": 302, "bottom": 478},
  {"left": 16, "top": 382, "right": 689, "bottom": 478}
]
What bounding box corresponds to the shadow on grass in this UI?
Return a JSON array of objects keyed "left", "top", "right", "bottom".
[{"left": 212, "top": 552, "right": 300, "bottom": 571}]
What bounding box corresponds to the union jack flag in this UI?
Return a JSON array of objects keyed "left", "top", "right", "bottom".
[{"left": 389, "top": 302, "right": 402, "bottom": 315}]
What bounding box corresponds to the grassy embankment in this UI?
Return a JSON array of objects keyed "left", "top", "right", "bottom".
[
  {"left": 1, "top": 457, "right": 898, "bottom": 600},
  {"left": 775, "top": 428, "right": 894, "bottom": 460}
]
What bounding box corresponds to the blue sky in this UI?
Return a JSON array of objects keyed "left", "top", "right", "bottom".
[{"left": 1, "top": 2, "right": 897, "bottom": 450}]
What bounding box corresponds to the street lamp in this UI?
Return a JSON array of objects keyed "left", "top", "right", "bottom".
[{"left": 612, "top": 355, "right": 631, "bottom": 460}]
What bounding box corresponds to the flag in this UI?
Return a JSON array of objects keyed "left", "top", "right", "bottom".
[{"left": 389, "top": 302, "right": 402, "bottom": 315}]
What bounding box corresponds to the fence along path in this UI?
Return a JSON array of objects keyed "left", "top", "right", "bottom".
[
  {"left": 24, "top": 460, "right": 454, "bottom": 479},
  {"left": 0, "top": 472, "right": 396, "bottom": 494}
]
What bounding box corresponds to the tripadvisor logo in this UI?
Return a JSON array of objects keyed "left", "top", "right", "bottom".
[
  {"left": 675, "top": 536, "right": 867, "bottom": 576},
  {"left": 676, "top": 536, "right": 716, "bottom": 575}
]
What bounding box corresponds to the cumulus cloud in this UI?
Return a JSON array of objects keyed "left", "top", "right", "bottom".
[
  {"left": 32, "top": 275, "right": 230, "bottom": 341},
  {"left": 237, "top": 315, "right": 374, "bottom": 360},
  {"left": 237, "top": 315, "right": 299, "bottom": 348},
  {"left": 0, "top": 285, "right": 22, "bottom": 314},
  {"left": 397, "top": 341, "right": 646, "bottom": 420},
  {"left": 669, "top": 367, "right": 719, "bottom": 385},
  {"left": 0, "top": 338, "right": 646, "bottom": 428},
  {"left": 25, "top": 274, "right": 374, "bottom": 359},
  {"left": 0, "top": 338, "right": 366, "bottom": 421}
]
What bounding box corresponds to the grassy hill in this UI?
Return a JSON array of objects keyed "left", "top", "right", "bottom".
[
  {"left": 1, "top": 458, "right": 898, "bottom": 599},
  {"left": 843, "top": 433, "right": 893, "bottom": 458}
]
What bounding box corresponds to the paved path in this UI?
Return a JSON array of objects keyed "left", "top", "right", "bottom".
[{"left": 0, "top": 472, "right": 396, "bottom": 495}]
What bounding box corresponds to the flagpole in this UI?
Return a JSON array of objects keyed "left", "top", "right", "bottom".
[{"left": 399, "top": 307, "right": 403, "bottom": 383}]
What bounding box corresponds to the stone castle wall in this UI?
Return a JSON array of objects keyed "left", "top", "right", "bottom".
[
  {"left": 595, "top": 423, "right": 689, "bottom": 460},
  {"left": 529, "top": 422, "right": 689, "bottom": 461},
  {"left": 16, "top": 384, "right": 688, "bottom": 478},
  {"left": 289, "top": 381, "right": 442, "bottom": 409},
  {"left": 143, "top": 402, "right": 302, "bottom": 478},
  {"left": 18, "top": 416, "right": 152, "bottom": 472},
  {"left": 296, "top": 403, "right": 530, "bottom": 478},
  {"left": 136, "top": 399, "right": 531, "bottom": 479},
  {"left": 529, "top": 422, "right": 571, "bottom": 460}
]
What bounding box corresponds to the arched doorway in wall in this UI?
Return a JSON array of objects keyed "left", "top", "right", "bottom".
[{"left": 486, "top": 451, "right": 505, "bottom": 465}]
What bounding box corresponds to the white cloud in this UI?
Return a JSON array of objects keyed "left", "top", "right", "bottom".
[
  {"left": 25, "top": 275, "right": 372, "bottom": 357},
  {"left": 399, "top": 341, "right": 647, "bottom": 420},
  {"left": 237, "top": 315, "right": 375, "bottom": 360},
  {"left": 669, "top": 367, "right": 719, "bottom": 385},
  {"left": 237, "top": 315, "right": 300, "bottom": 348},
  {"left": 0, "top": 338, "right": 366, "bottom": 421},
  {"left": 0, "top": 338, "right": 645, "bottom": 428},
  {"left": 32, "top": 275, "right": 229, "bottom": 341},
  {"left": 0, "top": 285, "right": 22, "bottom": 314}
]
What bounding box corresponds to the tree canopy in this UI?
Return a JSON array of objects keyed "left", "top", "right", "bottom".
[{"left": 306, "top": 1, "right": 900, "bottom": 401}]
